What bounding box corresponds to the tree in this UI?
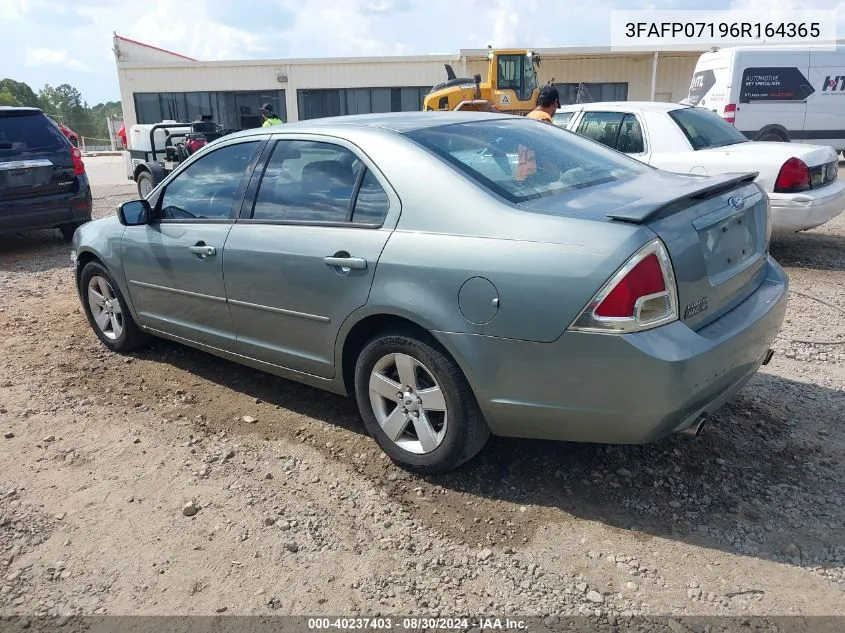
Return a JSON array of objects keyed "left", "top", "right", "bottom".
[
  {"left": 0, "top": 91, "right": 20, "bottom": 106},
  {"left": 39, "top": 83, "right": 93, "bottom": 138},
  {"left": 0, "top": 79, "right": 39, "bottom": 107}
]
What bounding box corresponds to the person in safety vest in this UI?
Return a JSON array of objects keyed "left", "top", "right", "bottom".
[{"left": 260, "top": 103, "right": 283, "bottom": 127}]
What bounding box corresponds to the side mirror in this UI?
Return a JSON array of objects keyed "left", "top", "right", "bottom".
[{"left": 118, "top": 200, "right": 151, "bottom": 226}]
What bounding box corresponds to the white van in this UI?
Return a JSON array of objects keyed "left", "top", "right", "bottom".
[{"left": 685, "top": 44, "right": 845, "bottom": 154}]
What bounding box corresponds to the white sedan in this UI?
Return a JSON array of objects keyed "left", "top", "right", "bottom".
[{"left": 554, "top": 102, "right": 844, "bottom": 237}]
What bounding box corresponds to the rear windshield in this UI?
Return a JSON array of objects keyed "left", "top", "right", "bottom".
[
  {"left": 404, "top": 118, "right": 649, "bottom": 203},
  {"left": 0, "top": 111, "right": 67, "bottom": 154},
  {"left": 668, "top": 106, "right": 748, "bottom": 150}
]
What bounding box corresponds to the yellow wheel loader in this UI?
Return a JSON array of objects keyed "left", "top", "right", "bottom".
[{"left": 423, "top": 48, "right": 544, "bottom": 114}]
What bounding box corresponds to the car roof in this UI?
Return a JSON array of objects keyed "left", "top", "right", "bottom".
[
  {"left": 556, "top": 101, "right": 686, "bottom": 114},
  {"left": 220, "top": 111, "right": 517, "bottom": 142}
]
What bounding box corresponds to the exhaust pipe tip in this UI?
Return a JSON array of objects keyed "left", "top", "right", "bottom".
[
  {"left": 762, "top": 348, "right": 775, "bottom": 366},
  {"left": 679, "top": 416, "right": 707, "bottom": 437}
]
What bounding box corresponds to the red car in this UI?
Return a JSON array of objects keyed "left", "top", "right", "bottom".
[{"left": 45, "top": 114, "right": 78, "bottom": 147}]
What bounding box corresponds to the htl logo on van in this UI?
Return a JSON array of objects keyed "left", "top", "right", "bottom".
[{"left": 822, "top": 75, "right": 844, "bottom": 92}]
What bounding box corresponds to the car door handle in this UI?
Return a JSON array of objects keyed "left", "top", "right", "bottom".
[
  {"left": 323, "top": 255, "right": 367, "bottom": 270},
  {"left": 189, "top": 244, "right": 216, "bottom": 257}
]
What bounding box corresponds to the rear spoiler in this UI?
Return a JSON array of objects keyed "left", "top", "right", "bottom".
[{"left": 607, "top": 172, "right": 759, "bottom": 224}]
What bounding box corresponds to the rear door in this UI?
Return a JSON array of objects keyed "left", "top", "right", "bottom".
[
  {"left": 804, "top": 47, "right": 845, "bottom": 150},
  {"left": 222, "top": 136, "right": 399, "bottom": 378},
  {"left": 0, "top": 109, "right": 76, "bottom": 232}
]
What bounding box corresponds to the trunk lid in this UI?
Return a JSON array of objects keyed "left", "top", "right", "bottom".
[
  {"left": 0, "top": 109, "right": 77, "bottom": 203},
  {"left": 521, "top": 169, "right": 770, "bottom": 331},
  {"left": 698, "top": 140, "right": 837, "bottom": 169}
]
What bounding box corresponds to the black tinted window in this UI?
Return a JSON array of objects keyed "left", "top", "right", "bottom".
[
  {"left": 158, "top": 141, "right": 259, "bottom": 220},
  {"left": 617, "top": 114, "right": 645, "bottom": 153},
  {"left": 352, "top": 169, "right": 390, "bottom": 224},
  {"left": 0, "top": 111, "right": 66, "bottom": 155},
  {"left": 669, "top": 107, "right": 747, "bottom": 150},
  {"left": 575, "top": 111, "right": 625, "bottom": 148},
  {"left": 406, "top": 119, "right": 648, "bottom": 203},
  {"left": 252, "top": 140, "right": 363, "bottom": 223}
]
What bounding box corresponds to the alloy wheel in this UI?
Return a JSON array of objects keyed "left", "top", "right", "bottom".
[
  {"left": 368, "top": 352, "right": 448, "bottom": 454},
  {"left": 87, "top": 275, "right": 124, "bottom": 341}
]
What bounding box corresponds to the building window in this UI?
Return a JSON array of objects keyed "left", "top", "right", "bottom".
[
  {"left": 555, "top": 82, "right": 628, "bottom": 105},
  {"left": 133, "top": 91, "right": 287, "bottom": 131},
  {"left": 296, "top": 86, "right": 433, "bottom": 120}
]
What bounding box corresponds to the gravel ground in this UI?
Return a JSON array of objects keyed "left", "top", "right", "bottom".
[{"left": 0, "top": 158, "right": 843, "bottom": 622}]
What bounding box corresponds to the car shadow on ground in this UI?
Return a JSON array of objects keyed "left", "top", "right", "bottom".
[
  {"left": 130, "top": 338, "right": 845, "bottom": 573},
  {"left": 431, "top": 370, "right": 845, "bottom": 573},
  {"left": 130, "top": 340, "right": 366, "bottom": 438},
  {"left": 770, "top": 230, "right": 845, "bottom": 272},
  {"left": 0, "top": 231, "right": 73, "bottom": 274}
]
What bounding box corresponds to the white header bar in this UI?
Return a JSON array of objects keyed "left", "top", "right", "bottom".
[{"left": 610, "top": 10, "right": 839, "bottom": 51}]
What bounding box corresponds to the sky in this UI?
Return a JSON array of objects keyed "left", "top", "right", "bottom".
[{"left": 0, "top": 0, "right": 842, "bottom": 105}]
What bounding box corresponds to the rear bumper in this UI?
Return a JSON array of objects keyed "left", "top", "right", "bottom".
[
  {"left": 0, "top": 177, "right": 92, "bottom": 235},
  {"left": 769, "top": 179, "right": 845, "bottom": 236},
  {"left": 436, "top": 257, "right": 789, "bottom": 444}
]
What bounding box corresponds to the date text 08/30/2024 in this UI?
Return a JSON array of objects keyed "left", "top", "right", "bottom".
[{"left": 307, "top": 617, "right": 528, "bottom": 630}]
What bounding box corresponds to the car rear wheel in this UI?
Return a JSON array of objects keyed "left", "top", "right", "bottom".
[
  {"left": 59, "top": 222, "right": 84, "bottom": 243},
  {"left": 759, "top": 132, "right": 787, "bottom": 142},
  {"left": 80, "top": 261, "right": 150, "bottom": 353},
  {"left": 354, "top": 329, "right": 490, "bottom": 474}
]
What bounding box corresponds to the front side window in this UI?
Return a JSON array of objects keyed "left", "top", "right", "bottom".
[
  {"left": 668, "top": 106, "right": 748, "bottom": 150},
  {"left": 157, "top": 141, "right": 260, "bottom": 220},
  {"left": 405, "top": 118, "right": 649, "bottom": 203},
  {"left": 251, "top": 140, "right": 390, "bottom": 225},
  {"left": 497, "top": 55, "right": 521, "bottom": 92}
]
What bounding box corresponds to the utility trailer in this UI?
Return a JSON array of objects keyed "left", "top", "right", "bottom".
[{"left": 123, "top": 116, "right": 232, "bottom": 197}]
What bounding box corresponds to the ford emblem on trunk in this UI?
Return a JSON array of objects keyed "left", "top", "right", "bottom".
[{"left": 728, "top": 196, "right": 745, "bottom": 210}]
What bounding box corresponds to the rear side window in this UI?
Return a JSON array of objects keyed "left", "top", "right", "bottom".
[
  {"left": 552, "top": 112, "right": 573, "bottom": 127},
  {"left": 576, "top": 112, "right": 625, "bottom": 148},
  {"left": 0, "top": 111, "right": 67, "bottom": 155},
  {"left": 668, "top": 107, "right": 748, "bottom": 150},
  {"left": 405, "top": 118, "right": 649, "bottom": 203},
  {"left": 251, "top": 140, "right": 391, "bottom": 225},
  {"left": 616, "top": 115, "right": 645, "bottom": 153}
]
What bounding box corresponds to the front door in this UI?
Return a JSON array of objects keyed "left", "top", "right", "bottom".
[
  {"left": 222, "top": 137, "right": 397, "bottom": 378},
  {"left": 121, "top": 138, "right": 264, "bottom": 350}
]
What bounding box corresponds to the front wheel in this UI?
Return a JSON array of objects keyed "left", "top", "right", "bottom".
[
  {"left": 354, "top": 330, "right": 490, "bottom": 475},
  {"left": 79, "top": 261, "right": 150, "bottom": 353}
]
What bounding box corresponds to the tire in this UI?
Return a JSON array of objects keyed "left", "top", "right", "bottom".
[
  {"left": 758, "top": 132, "right": 786, "bottom": 142},
  {"left": 136, "top": 171, "right": 155, "bottom": 198},
  {"left": 354, "top": 329, "right": 490, "bottom": 475},
  {"left": 59, "top": 222, "right": 83, "bottom": 243},
  {"left": 79, "top": 261, "right": 150, "bottom": 353}
]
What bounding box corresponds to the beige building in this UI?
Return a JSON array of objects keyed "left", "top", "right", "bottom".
[{"left": 113, "top": 33, "right": 706, "bottom": 134}]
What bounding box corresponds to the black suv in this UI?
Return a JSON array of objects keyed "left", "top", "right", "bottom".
[{"left": 0, "top": 106, "right": 92, "bottom": 242}]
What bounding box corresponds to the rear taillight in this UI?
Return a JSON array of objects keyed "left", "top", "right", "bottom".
[
  {"left": 569, "top": 239, "right": 678, "bottom": 334},
  {"left": 774, "top": 157, "right": 810, "bottom": 193},
  {"left": 722, "top": 103, "right": 736, "bottom": 125},
  {"left": 71, "top": 147, "right": 85, "bottom": 176}
]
